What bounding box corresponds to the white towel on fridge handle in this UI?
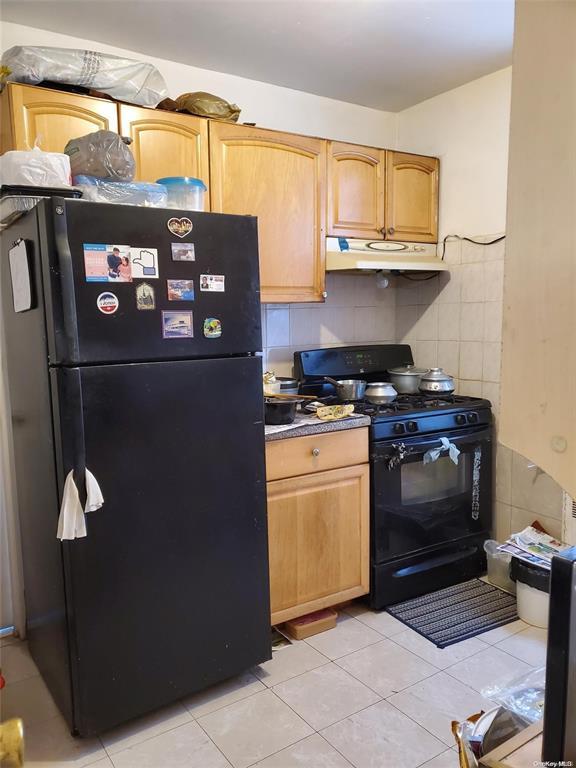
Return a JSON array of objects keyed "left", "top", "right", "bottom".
[
  {"left": 56, "top": 468, "right": 104, "bottom": 540},
  {"left": 423, "top": 437, "right": 460, "bottom": 465}
]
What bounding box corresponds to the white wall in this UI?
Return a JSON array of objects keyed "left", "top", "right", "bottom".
[
  {"left": 0, "top": 22, "right": 398, "bottom": 147},
  {"left": 397, "top": 67, "right": 512, "bottom": 238}
]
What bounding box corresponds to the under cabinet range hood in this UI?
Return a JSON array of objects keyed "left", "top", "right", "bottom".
[{"left": 326, "top": 237, "right": 449, "bottom": 273}]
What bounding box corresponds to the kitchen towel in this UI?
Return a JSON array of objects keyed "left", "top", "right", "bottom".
[
  {"left": 56, "top": 469, "right": 104, "bottom": 540},
  {"left": 423, "top": 436, "right": 460, "bottom": 465}
]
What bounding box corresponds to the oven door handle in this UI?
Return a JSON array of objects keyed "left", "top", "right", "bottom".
[{"left": 372, "top": 426, "right": 492, "bottom": 465}]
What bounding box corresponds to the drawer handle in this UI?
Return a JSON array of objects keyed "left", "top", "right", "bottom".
[{"left": 311, "top": 448, "right": 321, "bottom": 457}]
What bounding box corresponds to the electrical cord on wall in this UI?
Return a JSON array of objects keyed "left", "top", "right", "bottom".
[
  {"left": 395, "top": 233, "right": 506, "bottom": 282},
  {"left": 438, "top": 233, "right": 506, "bottom": 261}
]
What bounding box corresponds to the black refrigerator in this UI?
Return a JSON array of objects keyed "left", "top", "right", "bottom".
[{"left": 1, "top": 198, "right": 271, "bottom": 736}]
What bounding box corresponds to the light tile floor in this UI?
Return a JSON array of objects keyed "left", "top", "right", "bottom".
[{"left": 0, "top": 606, "right": 546, "bottom": 768}]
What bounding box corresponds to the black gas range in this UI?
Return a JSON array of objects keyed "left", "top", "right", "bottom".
[{"left": 294, "top": 345, "right": 493, "bottom": 608}]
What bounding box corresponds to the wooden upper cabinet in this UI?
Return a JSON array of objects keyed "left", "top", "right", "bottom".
[
  {"left": 328, "top": 142, "right": 385, "bottom": 239},
  {"left": 1, "top": 83, "right": 118, "bottom": 154},
  {"left": 118, "top": 106, "right": 209, "bottom": 200},
  {"left": 209, "top": 122, "right": 326, "bottom": 303},
  {"left": 385, "top": 151, "right": 439, "bottom": 242}
]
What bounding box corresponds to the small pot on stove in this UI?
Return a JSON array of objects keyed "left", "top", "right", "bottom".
[
  {"left": 418, "top": 368, "right": 455, "bottom": 395},
  {"left": 365, "top": 382, "right": 398, "bottom": 405}
]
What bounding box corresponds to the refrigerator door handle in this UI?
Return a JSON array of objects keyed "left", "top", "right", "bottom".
[{"left": 52, "top": 202, "right": 81, "bottom": 362}]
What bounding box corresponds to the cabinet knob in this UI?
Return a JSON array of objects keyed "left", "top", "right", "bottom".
[
  {"left": 311, "top": 447, "right": 321, "bottom": 457},
  {"left": 379, "top": 227, "right": 386, "bottom": 235},
  {"left": 388, "top": 227, "right": 395, "bottom": 235}
]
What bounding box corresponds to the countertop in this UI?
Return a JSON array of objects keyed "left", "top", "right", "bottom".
[{"left": 264, "top": 413, "right": 371, "bottom": 442}]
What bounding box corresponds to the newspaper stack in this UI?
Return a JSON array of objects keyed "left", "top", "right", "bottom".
[{"left": 498, "top": 525, "right": 571, "bottom": 570}]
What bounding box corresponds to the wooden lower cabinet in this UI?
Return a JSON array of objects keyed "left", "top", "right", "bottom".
[{"left": 267, "top": 462, "right": 370, "bottom": 624}]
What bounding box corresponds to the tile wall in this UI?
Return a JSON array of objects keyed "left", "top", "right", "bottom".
[
  {"left": 393, "top": 235, "right": 566, "bottom": 540},
  {"left": 495, "top": 445, "right": 565, "bottom": 542},
  {"left": 261, "top": 273, "right": 396, "bottom": 376},
  {"left": 394, "top": 236, "right": 505, "bottom": 417}
]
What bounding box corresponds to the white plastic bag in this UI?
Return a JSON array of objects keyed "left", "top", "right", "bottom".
[
  {"left": 2, "top": 46, "right": 168, "bottom": 108},
  {"left": 0, "top": 147, "right": 71, "bottom": 187}
]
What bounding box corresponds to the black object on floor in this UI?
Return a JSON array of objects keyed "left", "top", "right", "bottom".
[{"left": 386, "top": 579, "right": 518, "bottom": 648}]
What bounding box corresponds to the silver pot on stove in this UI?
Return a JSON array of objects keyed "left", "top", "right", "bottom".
[
  {"left": 365, "top": 382, "right": 397, "bottom": 405},
  {"left": 418, "top": 368, "right": 455, "bottom": 395},
  {"left": 387, "top": 365, "right": 429, "bottom": 394}
]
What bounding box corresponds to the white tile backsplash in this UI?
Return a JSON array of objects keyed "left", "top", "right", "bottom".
[
  {"left": 266, "top": 308, "right": 290, "bottom": 348},
  {"left": 459, "top": 341, "right": 483, "bottom": 380},
  {"left": 262, "top": 275, "right": 396, "bottom": 375},
  {"left": 460, "top": 303, "right": 484, "bottom": 341},
  {"left": 460, "top": 263, "right": 485, "bottom": 302},
  {"left": 484, "top": 261, "right": 505, "bottom": 302}
]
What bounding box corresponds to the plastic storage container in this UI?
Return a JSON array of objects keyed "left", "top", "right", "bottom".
[
  {"left": 156, "top": 177, "right": 207, "bottom": 211},
  {"left": 73, "top": 176, "right": 167, "bottom": 207},
  {"left": 484, "top": 540, "right": 516, "bottom": 594}
]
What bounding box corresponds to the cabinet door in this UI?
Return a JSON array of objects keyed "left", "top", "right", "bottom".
[
  {"left": 328, "top": 142, "right": 385, "bottom": 239},
  {"left": 118, "top": 106, "right": 209, "bottom": 200},
  {"left": 385, "top": 151, "right": 439, "bottom": 243},
  {"left": 209, "top": 122, "right": 326, "bottom": 303},
  {"left": 5, "top": 84, "right": 118, "bottom": 153},
  {"left": 267, "top": 464, "right": 369, "bottom": 623}
]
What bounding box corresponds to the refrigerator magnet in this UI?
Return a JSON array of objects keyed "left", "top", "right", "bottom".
[
  {"left": 96, "top": 292, "right": 119, "bottom": 315},
  {"left": 162, "top": 311, "right": 193, "bottom": 339},
  {"left": 167, "top": 217, "right": 193, "bottom": 238},
  {"left": 199, "top": 274, "right": 225, "bottom": 292},
  {"left": 136, "top": 282, "right": 155, "bottom": 311},
  {"left": 130, "top": 248, "right": 159, "bottom": 280},
  {"left": 203, "top": 318, "right": 222, "bottom": 339},
  {"left": 171, "top": 243, "right": 195, "bottom": 262},
  {"left": 84, "top": 243, "right": 132, "bottom": 282},
  {"left": 167, "top": 279, "right": 195, "bottom": 301}
]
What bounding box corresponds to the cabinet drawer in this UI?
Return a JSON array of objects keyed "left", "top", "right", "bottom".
[{"left": 265, "top": 427, "right": 368, "bottom": 481}]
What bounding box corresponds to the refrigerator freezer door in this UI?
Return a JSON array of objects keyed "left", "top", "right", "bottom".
[
  {"left": 53, "top": 356, "right": 270, "bottom": 735},
  {"left": 47, "top": 198, "right": 262, "bottom": 364}
]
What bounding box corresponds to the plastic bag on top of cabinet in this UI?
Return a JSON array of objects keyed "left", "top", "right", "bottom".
[
  {"left": 1, "top": 46, "right": 168, "bottom": 107},
  {"left": 0, "top": 147, "right": 71, "bottom": 187},
  {"left": 175, "top": 91, "right": 241, "bottom": 121},
  {"left": 73, "top": 175, "right": 168, "bottom": 207},
  {"left": 65, "top": 130, "right": 135, "bottom": 181}
]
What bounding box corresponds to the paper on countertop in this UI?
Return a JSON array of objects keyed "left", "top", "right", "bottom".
[
  {"left": 56, "top": 468, "right": 104, "bottom": 540},
  {"left": 264, "top": 412, "right": 364, "bottom": 436}
]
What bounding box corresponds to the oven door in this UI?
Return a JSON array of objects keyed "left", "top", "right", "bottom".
[{"left": 371, "top": 426, "right": 492, "bottom": 564}]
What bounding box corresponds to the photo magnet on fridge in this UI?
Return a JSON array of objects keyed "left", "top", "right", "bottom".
[
  {"left": 171, "top": 243, "right": 195, "bottom": 262},
  {"left": 167, "top": 217, "right": 193, "bottom": 238},
  {"left": 84, "top": 243, "right": 132, "bottom": 282},
  {"left": 199, "top": 274, "right": 225, "bottom": 292},
  {"left": 131, "top": 248, "right": 159, "bottom": 279},
  {"left": 167, "top": 280, "right": 195, "bottom": 301},
  {"left": 135, "top": 282, "right": 155, "bottom": 311},
  {"left": 162, "top": 311, "right": 193, "bottom": 339}
]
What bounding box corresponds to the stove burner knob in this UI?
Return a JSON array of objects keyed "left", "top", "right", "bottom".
[
  {"left": 455, "top": 414, "right": 467, "bottom": 425},
  {"left": 407, "top": 421, "right": 418, "bottom": 432},
  {"left": 467, "top": 412, "right": 479, "bottom": 423},
  {"left": 393, "top": 423, "right": 405, "bottom": 434}
]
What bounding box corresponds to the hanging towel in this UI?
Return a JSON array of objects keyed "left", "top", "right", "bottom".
[
  {"left": 423, "top": 437, "right": 460, "bottom": 466},
  {"left": 56, "top": 468, "right": 104, "bottom": 540},
  {"left": 84, "top": 469, "right": 104, "bottom": 513}
]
